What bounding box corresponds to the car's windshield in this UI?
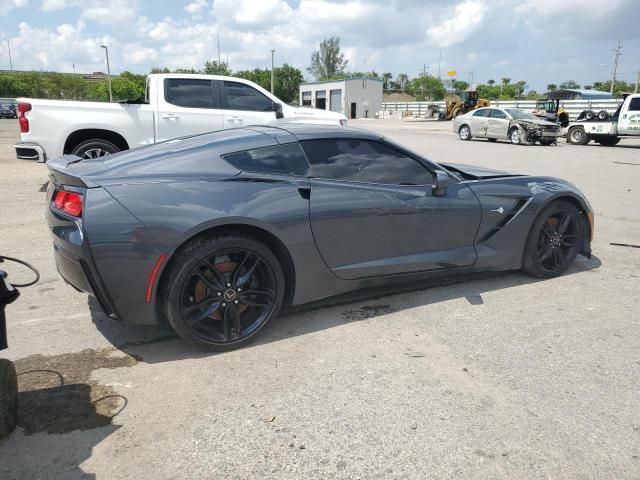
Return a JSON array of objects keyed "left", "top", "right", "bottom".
[{"left": 505, "top": 109, "right": 539, "bottom": 120}]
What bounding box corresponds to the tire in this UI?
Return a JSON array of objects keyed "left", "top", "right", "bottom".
[
  {"left": 71, "top": 139, "right": 120, "bottom": 159},
  {"left": 161, "top": 234, "right": 285, "bottom": 351},
  {"left": 0, "top": 359, "right": 18, "bottom": 440},
  {"left": 584, "top": 110, "right": 595, "bottom": 121},
  {"left": 487, "top": 138, "right": 498, "bottom": 142},
  {"left": 596, "top": 110, "right": 610, "bottom": 121},
  {"left": 458, "top": 125, "right": 472, "bottom": 141},
  {"left": 522, "top": 200, "right": 582, "bottom": 278},
  {"left": 509, "top": 127, "right": 522, "bottom": 145},
  {"left": 540, "top": 139, "right": 555, "bottom": 146},
  {"left": 568, "top": 126, "right": 590, "bottom": 145}
]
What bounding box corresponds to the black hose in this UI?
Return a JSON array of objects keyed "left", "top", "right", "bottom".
[{"left": 0, "top": 256, "right": 40, "bottom": 288}]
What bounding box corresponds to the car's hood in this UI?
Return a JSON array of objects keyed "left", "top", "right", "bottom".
[
  {"left": 514, "top": 117, "right": 558, "bottom": 127},
  {"left": 282, "top": 105, "right": 346, "bottom": 124},
  {"left": 439, "top": 162, "right": 522, "bottom": 180}
]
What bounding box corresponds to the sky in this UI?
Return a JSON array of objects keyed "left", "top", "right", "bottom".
[{"left": 1, "top": 0, "right": 639, "bottom": 92}]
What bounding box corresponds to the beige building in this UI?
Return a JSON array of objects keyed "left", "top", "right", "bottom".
[{"left": 299, "top": 77, "right": 383, "bottom": 119}]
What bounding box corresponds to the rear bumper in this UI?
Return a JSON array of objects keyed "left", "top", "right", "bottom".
[
  {"left": 53, "top": 242, "right": 119, "bottom": 319},
  {"left": 15, "top": 142, "right": 46, "bottom": 162}
]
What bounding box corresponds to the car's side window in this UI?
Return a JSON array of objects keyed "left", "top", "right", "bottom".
[
  {"left": 223, "top": 143, "right": 310, "bottom": 176},
  {"left": 301, "top": 139, "right": 433, "bottom": 186},
  {"left": 165, "top": 79, "right": 218, "bottom": 108},
  {"left": 628, "top": 97, "right": 640, "bottom": 111},
  {"left": 490, "top": 109, "right": 508, "bottom": 119},
  {"left": 223, "top": 81, "right": 273, "bottom": 112},
  {"left": 473, "top": 109, "right": 490, "bottom": 117}
]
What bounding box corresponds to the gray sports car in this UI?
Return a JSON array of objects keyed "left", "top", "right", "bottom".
[{"left": 46, "top": 124, "right": 593, "bottom": 350}]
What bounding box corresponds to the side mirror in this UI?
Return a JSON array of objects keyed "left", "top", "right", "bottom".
[
  {"left": 272, "top": 102, "right": 284, "bottom": 119},
  {"left": 432, "top": 170, "right": 453, "bottom": 197}
]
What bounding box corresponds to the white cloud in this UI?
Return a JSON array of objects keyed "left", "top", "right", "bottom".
[
  {"left": 426, "top": 0, "right": 486, "bottom": 48},
  {"left": 185, "top": 0, "right": 207, "bottom": 15},
  {"left": 213, "top": 0, "right": 292, "bottom": 26},
  {"left": 1, "top": 0, "right": 28, "bottom": 15}
]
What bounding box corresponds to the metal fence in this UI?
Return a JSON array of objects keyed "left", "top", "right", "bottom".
[{"left": 380, "top": 99, "right": 622, "bottom": 121}]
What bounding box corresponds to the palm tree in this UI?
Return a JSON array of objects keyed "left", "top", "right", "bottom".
[
  {"left": 547, "top": 83, "right": 557, "bottom": 91},
  {"left": 500, "top": 77, "right": 510, "bottom": 95},
  {"left": 396, "top": 73, "right": 409, "bottom": 92},
  {"left": 382, "top": 72, "right": 393, "bottom": 91},
  {"left": 487, "top": 79, "right": 495, "bottom": 85}
]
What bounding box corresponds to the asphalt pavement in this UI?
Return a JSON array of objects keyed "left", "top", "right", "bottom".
[{"left": 0, "top": 118, "right": 638, "bottom": 479}]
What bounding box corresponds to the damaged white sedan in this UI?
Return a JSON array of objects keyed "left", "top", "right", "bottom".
[{"left": 454, "top": 107, "right": 561, "bottom": 145}]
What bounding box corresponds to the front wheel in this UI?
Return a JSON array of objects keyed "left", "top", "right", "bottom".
[
  {"left": 458, "top": 125, "right": 472, "bottom": 141},
  {"left": 597, "top": 137, "right": 620, "bottom": 146},
  {"left": 161, "top": 235, "right": 285, "bottom": 351},
  {"left": 522, "top": 201, "right": 582, "bottom": 278},
  {"left": 509, "top": 127, "right": 523, "bottom": 145},
  {"left": 71, "top": 139, "right": 120, "bottom": 159},
  {"left": 0, "top": 359, "right": 18, "bottom": 440}
]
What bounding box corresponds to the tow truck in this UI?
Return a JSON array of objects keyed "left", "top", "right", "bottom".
[{"left": 567, "top": 93, "right": 640, "bottom": 146}]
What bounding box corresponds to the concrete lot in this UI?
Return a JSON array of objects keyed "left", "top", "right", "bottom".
[{"left": 0, "top": 117, "right": 638, "bottom": 479}]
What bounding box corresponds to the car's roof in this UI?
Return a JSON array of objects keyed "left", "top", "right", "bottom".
[{"left": 250, "top": 123, "right": 382, "bottom": 141}]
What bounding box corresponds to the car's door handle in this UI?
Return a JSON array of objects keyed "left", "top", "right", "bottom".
[
  {"left": 161, "top": 114, "right": 179, "bottom": 119},
  {"left": 228, "top": 116, "right": 242, "bottom": 123}
]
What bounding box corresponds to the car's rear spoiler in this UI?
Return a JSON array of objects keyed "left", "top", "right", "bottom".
[{"left": 47, "top": 155, "right": 100, "bottom": 188}]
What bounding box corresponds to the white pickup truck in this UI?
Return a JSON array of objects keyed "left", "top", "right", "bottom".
[
  {"left": 566, "top": 93, "right": 640, "bottom": 146},
  {"left": 14, "top": 73, "right": 347, "bottom": 161}
]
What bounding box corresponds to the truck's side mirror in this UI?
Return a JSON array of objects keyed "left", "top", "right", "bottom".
[
  {"left": 272, "top": 102, "right": 284, "bottom": 119},
  {"left": 432, "top": 170, "right": 453, "bottom": 197}
]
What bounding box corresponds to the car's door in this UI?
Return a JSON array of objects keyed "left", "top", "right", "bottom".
[
  {"left": 487, "top": 109, "right": 510, "bottom": 139},
  {"left": 469, "top": 108, "right": 491, "bottom": 137},
  {"left": 156, "top": 78, "right": 225, "bottom": 141},
  {"left": 617, "top": 96, "right": 640, "bottom": 135},
  {"left": 302, "top": 138, "right": 482, "bottom": 280},
  {"left": 219, "top": 80, "right": 278, "bottom": 128}
]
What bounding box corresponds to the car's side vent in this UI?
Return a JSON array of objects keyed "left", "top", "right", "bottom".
[{"left": 478, "top": 198, "right": 532, "bottom": 243}]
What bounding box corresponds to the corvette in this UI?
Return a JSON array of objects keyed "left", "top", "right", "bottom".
[{"left": 46, "top": 124, "right": 593, "bottom": 350}]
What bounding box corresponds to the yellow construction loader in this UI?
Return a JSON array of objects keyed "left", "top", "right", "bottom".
[{"left": 437, "top": 90, "right": 490, "bottom": 121}]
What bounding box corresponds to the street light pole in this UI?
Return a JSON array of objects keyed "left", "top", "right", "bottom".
[
  {"left": 610, "top": 40, "right": 622, "bottom": 94},
  {"left": 101, "top": 45, "right": 113, "bottom": 103},
  {"left": 4, "top": 39, "right": 12, "bottom": 71},
  {"left": 270, "top": 49, "right": 275, "bottom": 94}
]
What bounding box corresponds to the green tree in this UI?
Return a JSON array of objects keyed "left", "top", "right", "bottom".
[
  {"left": 546, "top": 83, "right": 557, "bottom": 91},
  {"left": 90, "top": 76, "right": 145, "bottom": 101},
  {"left": 307, "top": 37, "right": 348, "bottom": 80},
  {"left": 559, "top": 80, "right": 581, "bottom": 89},
  {"left": 407, "top": 75, "right": 445, "bottom": 101},
  {"left": 150, "top": 67, "right": 171, "bottom": 74},
  {"left": 453, "top": 80, "right": 469, "bottom": 91},
  {"left": 487, "top": 79, "right": 495, "bottom": 85},
  {"left": 396, "top": 73, "right": 409, "bottom": 91},
  {"left": 203, "top": 60, "right": 231, "bottom": 75},
  {"left": 526, "top": 90, "right": 540, "bottom": 99},
  {"left": 501, "top": 77, "right": 511, "bottom": 86},
  {"left": 274, "top": 63, "right": 304, "bottom": 103},
  {"left": 382, "top": 72, "right": 392, "bottom": 91}
]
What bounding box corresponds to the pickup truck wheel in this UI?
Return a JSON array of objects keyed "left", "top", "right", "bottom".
[
  {"left": 597, "top": 110, "right": 610, "bottom": 121},
  {"left": 568, "top": 126, "right": 590, "bottom": 145},
  {"left": 72, "top": 139, "right": 120, "bottom": 159},
  {"left": 584, "top": 110, "right": 595, "bottom": 121},
  {"left": 0, "top": 359, "right": 18, "bottom": 439}
]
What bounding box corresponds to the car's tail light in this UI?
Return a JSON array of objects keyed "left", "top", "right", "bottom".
[
  {"left": 53, "top": 190, "right": 83, "bottom": 217},
  {"left": 18, "top": 102, "right": 31, "bottom": 133}
]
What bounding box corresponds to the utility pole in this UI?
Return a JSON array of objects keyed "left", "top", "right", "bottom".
[
  {"left": 4, "top": 39, "right": 12, "bottom": 71},
  {"left": 635, "top": 70, "right": 639, "bottom": 93},
  {"left": 467, "top": 70, "right": 474, "bottom": 87},
  {"left": 101, "top": 45, "right": 113, "bottom": 103},
  {"left": 271, "top": 49, "right": 275, "bottom": 94},
  {"left": 217, "top": 34, "right": 221, "bottom": 66},
  {"left": 610, "top": 40, "right": 622, "bottom": 94},
  {"left": 422, "top": 63, "right": 427, "bottom": 98},
  {"left": 437, "top": 50, "right": 442, "bottom": 79}
]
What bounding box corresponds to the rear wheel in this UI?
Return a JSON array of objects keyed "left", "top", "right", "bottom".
[
  {"left": 0, "top": 359, "right": 18, "bottom": 440},
  {"left": 161, "top": 235, "right": 285, "bottom": 351},
  {"left": 522, "top": 201, "right": 582, "bottom": 278},
  {"left": 568, "top": 126, "right": 590, "bottom": 145},
  {"left": 540, "top": 139, "right": 555, "bottom": 146},
  {"left": 71, "top": 139, "right": 120, "bottom": 159},
  {"left": 458, "top": 125, "right": 472, "bottom": 141}
]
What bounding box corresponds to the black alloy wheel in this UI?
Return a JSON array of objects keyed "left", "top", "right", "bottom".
[
  {"left": 522, "top": 201, "right": 582, "bottom": 278},
  {"left": 163, "top": 235, "right": 284, "bottom": 350}
]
